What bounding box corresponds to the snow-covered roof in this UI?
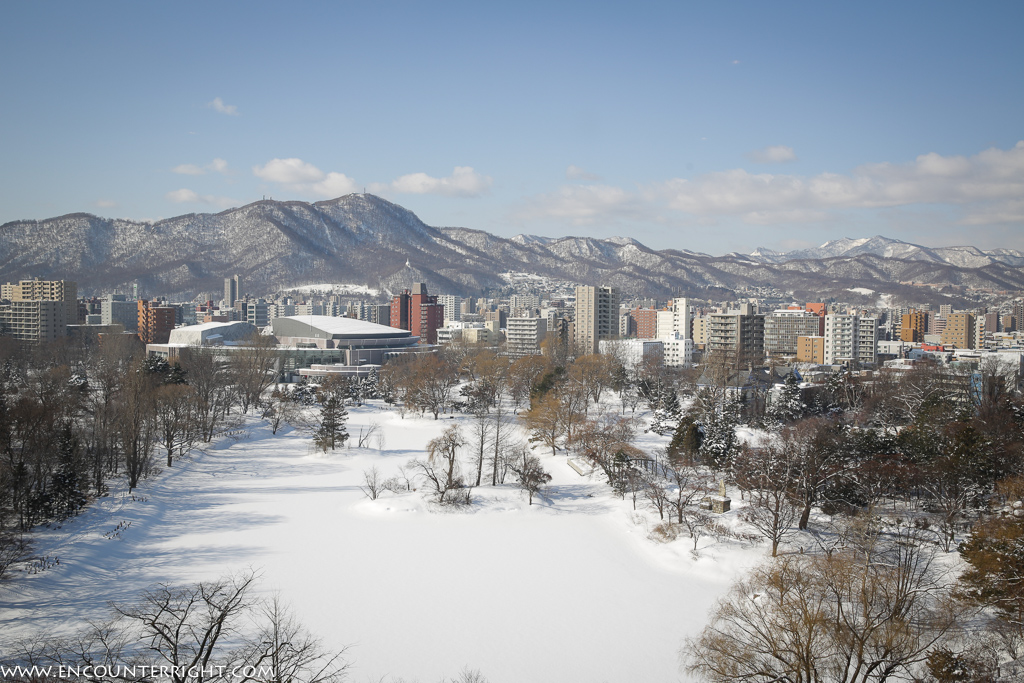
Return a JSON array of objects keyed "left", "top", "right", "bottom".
[
  {"left": 167, "top": 321, "right": 257, "bottom": 345},
  {"left": 272, "top": 315, "right": 412, "bottom": 339}
]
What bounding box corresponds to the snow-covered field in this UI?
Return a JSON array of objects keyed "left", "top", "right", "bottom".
[{"left": 1, "top": 404, "right": 766, "bottom": 682}]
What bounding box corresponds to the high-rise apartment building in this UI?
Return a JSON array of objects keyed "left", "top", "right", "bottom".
[
  {"left": 247, "top": 300, "right": 272, "bottom": 328},
  {"left": 391, "top": 283, "right": 443, "bottom": 344},
  {"left": 574, "top": 285, "right": 620, "bottom": 354},
  {"left": 506, "top": 317, "right": 548, "bottom": 358},
  {"left": 2, "top": 277, "right": 78, "bottom": 326},
  {"left": 706, "top": 304, "right": 764, "bottom": 365},
  {"left": 900, "top": 310, "right": 928, "bottom": 342},
  {"left": 224, "top": 274, "right": 243, "bottom": 307},
  {"left": 390, "top": 290, "right": 411, "bottom": 331},
  {"left": 101, "top": 294, "right": 138, "bottom": 331},
  {"left": 411, "top": 283, "right": 444, "bottom": 345},
  {"left": 631, "top": 308, "right": 658, "bottom": 339},
  {"left": 437, "top": 294, "right": 462, "bottom": 322},
  {"left": 984, "top": 312, "right": 1001, "bottom": 337},
  {"left": 692, "top": 317, "right": 708, "bottom": 347},
  {"left": 0, "top": 300, "right": 67, "bottom": 343},
  {"left": 669, "top": 297, "right": 691, "bottom": 340},
  {"left": 824, "top": 315, "right": 878, "bottom": 366},
  {"left": 509, "top": 294, "right": 540, "bottom": 310}
]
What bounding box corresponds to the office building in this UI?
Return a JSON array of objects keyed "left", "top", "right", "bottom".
[{"left": 764, "top": 310, "right": 823, "bottom": 356}]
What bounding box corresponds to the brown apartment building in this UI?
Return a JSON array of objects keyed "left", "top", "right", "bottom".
[
  {"left": 940, "top": 312, "right": 976, "bottom": 349},
  {"left": 138, "top": 300, "right": 176, "bottom": 344}
]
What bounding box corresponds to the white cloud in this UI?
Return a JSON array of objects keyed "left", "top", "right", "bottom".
[
  {"left": 207, "top": 97, "right": 239, "bottom": 116},
  {"left": 389, "top": 166, "right": 492, "bottom": 197},
  {"left": 165, "top": 188, "right": 237, "bottom": 209},
  {"left": 656, "top": 141, "right": 1024, "bottom": 219},
  {"left": 173, "top": 158, "right": 230, "bottom": 175},
  {"left": 253, "top": 158, "right": 326, "bottom": 184},
  {"left": 566, "top": 165, "right": 602, "bottom": 181},
  {"left": 252, "top": 158, "right": 359, "bottom": 198},
  {"left": 747, "top": 145, "right": 797, "bottom": 164},
  {"left": 172, "top": 164, "right": 205, "bottom": 175},
  {"left": 166, "top": 188, "right": 200, "bottom": 203},
  {"left": 251, "top": 159, "right": 489, "bottom": 200},
  {"left": 518, "top": 184, "right": 638, "bottom": 225},
  {"left": 94, "top": 199, "right": 117, "bottom": 208},
  {"left": 312, "top": 172, "right": 359, "bottom": 197},
  {"left": 519, "top": 141, "right": 1024, "bottom": 230}
]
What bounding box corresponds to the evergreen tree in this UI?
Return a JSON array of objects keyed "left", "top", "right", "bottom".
[
  {"left": 312, "top": 391, "right": 349, "bottom": 452},
  {"left": 668, "top": 414, "right": 703, "bottom": 465},
  {"left": 650, "top": 388, "right": 682, "bottom": 436},
  {"left": 766, "top": 373, "right": 804, "bottom": 429},
  {"left": 699, "top": 396, "right": 740, "bottom": 470}
]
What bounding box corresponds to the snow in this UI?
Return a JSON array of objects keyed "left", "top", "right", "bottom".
[
  {"left": 847, "top": 287, "right": 875, "bottom": 296},
  {"left": 275, "top": 314, "right": 410, "bottom": 337},
  {"left": 0, "top": 404, "right": 767, "bottom": 682},
  {"left": 284, "top": 283, "right": 381, "bottom": 296}
]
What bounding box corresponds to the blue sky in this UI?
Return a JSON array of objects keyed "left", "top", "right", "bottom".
[{"left": 2, "top": 1, "right": 1022, "bottom": 254}]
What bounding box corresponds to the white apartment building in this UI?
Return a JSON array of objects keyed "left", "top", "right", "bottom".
[
  {"left": 655, "top": 309, "right": 674, "bottom": 339},
  {"left": 654, "top": 297, "right": 691, "bottom": 340},
  {"left": 437, "top": 294, "right": 462, "bottom": 322},
  {"left": 661, "top": 331, "right": 693, "bottom": 367},
  {"left": 509, "top": 294, "right": 540, "bottom": 310},
  {"left": 506, "top": 316, "right": 548, "bottom": 357},
  {"left": 824, "top": 315, "right": 879, "bottom": 366},
  {"left": 0, "top": 299, "right": 67, "bottom": 343}
]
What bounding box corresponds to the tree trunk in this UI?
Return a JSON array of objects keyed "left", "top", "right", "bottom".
[{"left": 799, "top": 502, "right": 811, "bottom": 531}]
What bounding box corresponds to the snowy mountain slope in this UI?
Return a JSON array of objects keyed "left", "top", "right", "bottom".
[
  {"left": 3, "top": 195, "right": 1024, "bottom": 299},
  {"left": 750, "top": 234, "right": 1024, "bottom": 268}
]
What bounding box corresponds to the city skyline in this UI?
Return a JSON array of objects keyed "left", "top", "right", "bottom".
[{"left": 2, "top": 1, "right": 1022, "bottom": 255}]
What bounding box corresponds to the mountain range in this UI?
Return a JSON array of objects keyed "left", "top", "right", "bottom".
[{"left": 1, "top": 194, "right": 1022, "bottom": 303}]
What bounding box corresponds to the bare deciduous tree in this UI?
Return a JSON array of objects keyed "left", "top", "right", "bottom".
[
  {"left": 359, "top": 466, "right": 385, "bottom": 501},
  {"left": 508, "top": 445, "right": 551, "bottom": 505},
  {"left": 735, "top": 440, "right": 799, "bottom": 557},
  {"left": 409, "top": 425, "right": 469, "bottom": 505},
  {"left": 683, "top": 525, "right": 961, "bottom": 683},
  {"left": 237, "top": 594, "right": 350, "bottom": 683}
]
